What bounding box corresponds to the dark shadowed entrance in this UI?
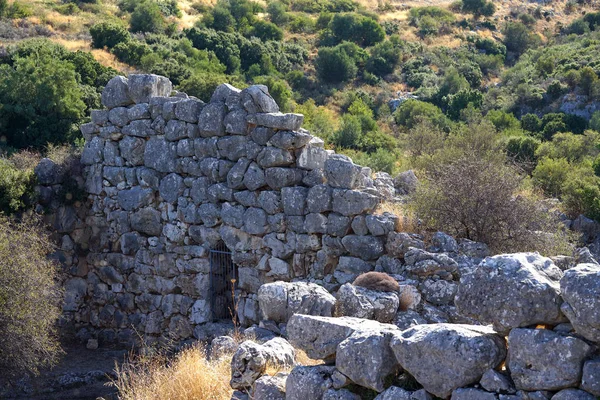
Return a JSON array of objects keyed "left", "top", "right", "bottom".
[{"left": 209, "top": 241, "right": 238, "bottom": 322}]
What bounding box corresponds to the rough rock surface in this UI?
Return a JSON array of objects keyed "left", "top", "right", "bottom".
[
  {"left": 253, "top": 374, "right": 287, "bottom": 400},
  {"left": 287, "top": 314, "right": 398, "bottom": 361},
  {"left": 285, "top": 366, "right": 336, "bottom": 400},
  {"left": 507, "top": 328, "right": 594, "bottom": 391},
  {"left": 374, "top": 387, "right": 431, "bottom": 400},
  {"left": 559, "top": 263, "right": 600, "bottom": 342},
  {"left": 336, "top": 330, "right": 399, "bottom": 392},
  {"left": 258, "top": 282, "right": 336, "bottom": 324},
  {"left": 456, "top": 253, "right": 565, "bottom": 333},
  {"left": 230, "top": 338, "right": 295, "bottom": 390},
  {"left": 335, "top": 283, "right": 399, "bottom": 323},
  {"left": 390, "top": 323, "right": 507, "bottom": 398}
]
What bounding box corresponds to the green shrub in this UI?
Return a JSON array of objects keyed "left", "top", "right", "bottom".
[
  {"left": 267, "top": 1, "right": 290, "bottom": 25},
  {"left": 565, "top": 18, "right": 590, "bottom": 35},
  {"left": 315, "top": 43, "right": 364, "bottom": 83},
  {"left": 328, "top": 13, "right": 385, "bottom": 47},
  {"left": 90, "top": 22, "right": 130, "bottom": 49},
  {"left": 562, "top": 170, "right": 600, "bottom": 220},
  {"left": 486, "top": 110, "right": 520, "bottom": 131},
  {"left": 590, "top": 111, "right": 600, "bottom": 132},
  {"left": 0, "top": 158, "right": 34, "bottom": 215},
  {"left": 394, "top": 99, "right": 450, "bottom": 130},
  {"left": 0, "top": 51, "right": 86, "bottom": 149},
  {"left": 250, "top": 19, "right": 284, "bottom": 41},
  {"left": 409, "top": 6, "right": 455, "bottom": 36},
  {"left": 461, "top": 0, "right": 495, "bottom": 18},
  {"left": 0, "top": 216, "right": 63, "bottom": 377},
  {"left": 444, "top": 89, "right": 483, "bottom": 120},
  {"left": 365, "top": 40, "right": 402, "bottom": 77},
  {"left": 532, "top": 157, "right": 571, "bottom": 197},
  {"left": 505, "top": 135, "right": 540, "bottom": 165},
  {"left": 112, "top": 40, "right": 153, "bottom": 66},
  {"left": 178, "top": 72, "right": 244, "bottom": 102},
  {"left": 130, "top": 2, "right": 165, "bottom": 33},
  {"left": 502, "top": 22, "right": 540, "bottom": 56},
  {"left": 521, "top": 113, "right": 542, "bottom": 133}
]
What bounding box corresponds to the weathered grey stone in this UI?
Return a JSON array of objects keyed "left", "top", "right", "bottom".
[
  {"left": 254, "top": 112, "right": 304, "bottom": 131},
  {"left": 117, "top": 187, "right": 154, "bottom": 211},
  {"left": 253, "top": 374, "right": 287, "bottom": 400},
  {"left": 226, "top": 158, "right": 251, "bottom": 190},
  {"left": 242, "top": 85, "right": 279, "bottom": 113},
  {"left": 265, "top": 168, "right": 304, "bottom": 190},
  {"left": 158, "top": 173, "right": 184, "bottom": 204},
  {"left": 81, "top": 136, "right": 104, "bottom": 165},
  {"left": 64, "top": 278, "right": 87, "bottom": 311},
  {"left": 431, "top": 231, "right": 458, "bottom": 253},
  {"left": 119, "top": 136, "right": 145, "bottom": 166},
  {"left": 199, "top": 102, "right": 227, "bottom": 136},
  {"left": 480, "top": 369, "right": 516, "bottom": 394},
  {"left": 230, "top": 337, "right": 295, "bottom": 390},
  {"left": 336, "top": 283, "right": 399, "bottom": 323},
  {"left": 366, "top": 213, "right": 397, "bottom": 236},
  {"left": 198, "top": 203, "right": 222, "bottom": 227},
  {"left": 281, "top": 186, "right": 308, "bottom": 216},
  {"left": 164, "top": 119, "right": 187, "bottom": 141},
  {"left": 332, "top": 190, "right": 379, "bottom": 216},
  {"left": 419, "top": 279, "right": 458, "bottom": 305},
  {"left": 551, "top": 389, "right": 595, "bottom": 400},
  {"left": 108, "top": 107, "right": 129, "bottom": 126},
  {"left": 266, "top": 257, "right": 291, "bottom": 280},
  {"left": 209, "top": 336, "right": 237, "bottom": 360},
  {"left": 285, "top": 366, "right": 336, "bottom": 400},
  {"left": 173, "top": 98, "right": 203, "bottom": 123},
  {"left": 144, "top": 137, "right": 177, "bottom": 172},
  {"left": 101, "top": 76, "right": 132, "bottom": 109},
  {"left": 35, "top": 158, "right": 63, "bottom": 185},
  {"left": 224, "top": 109, "right": 248, "bottom": 134},
  {"left": 390, "top": 324, "right": 507, "bottom": 398},
  {"left": 560, "top": 263, "right": 600, "bottom": 342},
  {"left": 323, "top": 389, "right": 361, "bottom": 400},
  {"left": 508, "top": 328, "right": 593, "bottom": 391},
  {"left": 211, "top": 83, "right": 241, "bottom": 103},
  {"left": 336, "top": 330, "right": 400, "bottom": 392},
  {"left": 251, "top": 126, "right": 275, "bottom": 145},
  {"left": 128, "top": 74, "right": 172, "bottom": 104},
  {"left": 450, "top": 388, "right": 497, "bottom": 400},
  {"left": 327, "top": 213, "right": 351, "bottom": 237},
  {"left": 123, "top": 119, "right": 154, "bottom": 137},
  {"left": 341, "top": 235, "right": 385, "bottom": 261},
  {"left": 305, "top": 213, "right": 327, "bottom": 234},
  {"left": 131, "top": 208, "right": 162, "bottom": 236},
  {"left": 257, "top": 147, "right": 294, "bottom": 168},
  {"left": 307, "top": 184, "right": 332, "bottom": 213},
  {"left": 386, "top": 232, "right": 425, "bottom": 258},
  {"left": 244, "top": 207, "right": 268, "bottom": 235},
  {"left": 351, "top": 215, "right": 368, "bottom": 236},
  {"left": 243, "top": 162, "right": 266, "bottom": 191},
  {"left": 270, "top": 130, "right": 312, "bottom": 150},
  {"left": 287, "top": 314, "right": 398, "bottom": 361},
  {"left": 375, "top": 387, "right": 432, "bottom": 400},
  {"left": 325, "top": 155, "right": 362, "bottom": 189},
  {"left": 297, "top": 142, "right": 328, "bottom": 171},
  {"left": 217, "top": 136, "right": 247, "bottom": 161},
  {"left": 394, "top": 170, "right": 418, "bottom": 195},
  {"left": 581, "top": 359, "right": 600, "bottom": 396},
  {"left": 456, "top": 253, "right": 565, "bottom": 334},
  {"left": 258, "top": 282, "right": 336, "bottom": 323}
]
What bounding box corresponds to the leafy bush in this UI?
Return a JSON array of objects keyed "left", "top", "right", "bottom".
[
  {"left": 315, "top": 42, "right": 366, "bottom": 83},
  {"left": 461, "top": 0, "right": 495, "bottom": 18},
  {"left": 90, "top": 22, "right": 130, "bottom": 49},
  {"left": 0, "top": 157, "right": 35, "bottom": 214},
  {"left": 130, "top": 2, "right": 165, "bottom": 33},
  {"left": 327, "top": 13, "right": 385, "bottom": 47},
  {"left": 0, "top": 48, "right": 87, "bottom": 149},
  {"left": 394, "top": 99, "right": 450, "bottom": 130},
  {"left": 408, "top": 6, "right": 455, "bottom": 36},
  {"left": 0, "top": 217, "right": 62, "bottom": 377},
  {"left": 250, "top": 19, "right": 283, "bottom": 41},
  {"left": 505, "top": 135, "right": 540, "bottom": 165},
  {"left": 413, "top": 154, "right": 568, "bottom": 253},
  {"left": 562, "top": 170, "right": 600, "bottom": 220},
  {"left": 365, "top": 39, "right": 402, "bottom": 77},
  {"left": 502, "top": 22, "right": 540, "bottom": 56},
  {"left": 532, "top": 157, "right": 571, "bottom": 196}
]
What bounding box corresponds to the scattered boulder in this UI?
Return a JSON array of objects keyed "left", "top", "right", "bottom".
[
  {"left": 393, "top": 170, "right": 418, "bottom": 195},
  {"left": 336, "top": 330, "right": 400, "bottom": 392},
  {"left": 210, "top": 336, "right": 237, "bottom": 360},
  {"left": 507, "top": 328, "right": 594, "bottom": 391},
  {"left": 285, "top": 366, "right": 336, "bottom": 400},
  {"left": 287, "top": 314, "right": 398, "bottom": 361},
  {"left": 456, "top": 253, "right": 565, "bottom": 334},
  {"left": 390, "top": 324, "right": 507, "bottom": 398},
  {"left": 559, "top": 263, "right": 600, "bottom": 342},
  {"left": 253, "top": 374, "right": 287, "bottom": 400},
  {"left": 258, "top": 282, "right": 336, "bottom": 324},
  {"left": 335, "top": 283, "right": 399, "bottom": 323},
  {"left": 230, "top": 337, "right": 295, "bottom": 390}
]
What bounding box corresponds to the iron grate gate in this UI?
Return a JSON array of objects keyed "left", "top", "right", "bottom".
[{"left": 209, "top": 242, "right": 238, "bottom": 322}]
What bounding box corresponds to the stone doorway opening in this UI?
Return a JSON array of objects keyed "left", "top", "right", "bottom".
[{"left": 209, "top": 241, "right": 238, "bottom": 322}]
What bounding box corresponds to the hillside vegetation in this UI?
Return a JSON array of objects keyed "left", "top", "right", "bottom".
[{"left": 1, "top": 0, "right": 600, "bottom": 233}]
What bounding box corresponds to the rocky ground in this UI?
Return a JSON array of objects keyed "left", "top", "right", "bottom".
[{"left": 1, "top": 343, "right": 126, "bottom": 400}]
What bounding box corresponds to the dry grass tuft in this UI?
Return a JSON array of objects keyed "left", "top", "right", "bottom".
[
  {"left": 376, "top": 201, "right": 421, "bottom": 234},
  {"left": 112, "top": 343, "right": 233, "bottom": 400}
]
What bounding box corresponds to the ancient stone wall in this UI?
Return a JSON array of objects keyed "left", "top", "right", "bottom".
[{"left": 35, "top": 74, "right": 478, "bottom": 345}]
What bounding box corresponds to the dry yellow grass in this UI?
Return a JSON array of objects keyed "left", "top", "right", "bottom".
[
  {"left": 376, "top": 200, "right": 421, "bottom": 233},
  {"left": 113, "top": 344, "right": 233, "bottom": 400}
]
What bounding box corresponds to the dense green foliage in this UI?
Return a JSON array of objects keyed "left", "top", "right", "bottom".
[{"left": 90, "top": 22, "right": 130, "bottom": 49}]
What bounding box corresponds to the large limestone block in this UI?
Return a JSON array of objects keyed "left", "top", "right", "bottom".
[{"left": 560, "top": 263, "right": 600, "bottom": 342}]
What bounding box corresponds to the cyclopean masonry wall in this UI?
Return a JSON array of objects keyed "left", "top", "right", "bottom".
[{"left": 36, "top": 74, "right": 480, "bottom": 345}]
